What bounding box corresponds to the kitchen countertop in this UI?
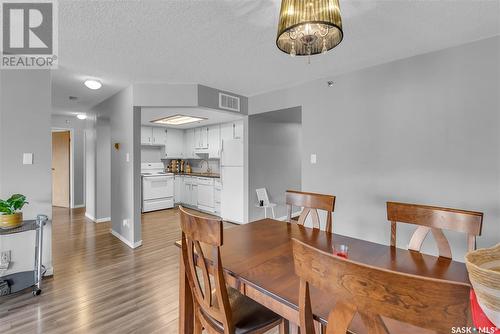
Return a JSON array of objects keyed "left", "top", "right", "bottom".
[{"left": 172, "top": 172, "right": 220, "bottom": 179}]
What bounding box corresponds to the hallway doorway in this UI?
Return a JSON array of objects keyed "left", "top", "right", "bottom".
[{"left": 52, "top": 130, "right": 71, "bottom": 207}]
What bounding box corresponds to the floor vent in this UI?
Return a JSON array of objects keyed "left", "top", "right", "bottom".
[{"left": 219, "top": 93, "right": 240, "bottom": 112}]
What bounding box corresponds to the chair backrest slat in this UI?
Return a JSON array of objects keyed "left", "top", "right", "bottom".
[
  {"left": 292, "top": 238, "right": 470, "bottom": 334},
  {"left": 256, "top": 188, "right": 271, "bottom": 206},
  {"left": 179, "top": 206, "right": 233, "bottom": 333},
  {"left": 387, "top": 201, "right": 483, "bottom": 258},
  {"left": 286, "top": 190, "right": 336, "bottom": 232}
]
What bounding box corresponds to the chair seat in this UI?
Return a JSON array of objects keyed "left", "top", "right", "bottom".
[{"left": 202, "top": 287, "right": 282, "bottom": 334}]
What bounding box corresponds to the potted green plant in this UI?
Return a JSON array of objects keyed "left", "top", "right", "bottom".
[{"left": 0, "top": 194, "right": 28, "bottom": 229}]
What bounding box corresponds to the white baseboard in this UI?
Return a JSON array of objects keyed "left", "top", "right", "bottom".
[
  {"left": 110, "top": 229, "right": 142, "bottom": 249},
  {"left": 72, "top": 204, "right": 85, "bottom": 209},
  {"left": 85, "top": 212, "right": 110, "bottom": 223},
  {"left": 45, "top": 266, "right": 54, "bottom": 276},
  {"left": 85, "top": 212, "right": 95, "bottom": 221},
  {"left": 276, "top": 211, "right": 302, "bottom": 221}
]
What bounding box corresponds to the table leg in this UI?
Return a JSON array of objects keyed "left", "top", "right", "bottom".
[
  {"left": 279, "top": 319, "right": 290, "bottom": 334},
  {"left": 289, "top": 323, "right": 299, "bottom": 334},
  {"left": 179, "top": 251, "right": 194, "bottom": 334}
]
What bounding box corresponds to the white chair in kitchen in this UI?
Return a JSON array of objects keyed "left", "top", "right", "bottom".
[{"left": 255, "top": 188, "right": 277, "bottom": 219}]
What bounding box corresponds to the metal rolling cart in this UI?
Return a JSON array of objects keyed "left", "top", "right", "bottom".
[{"left": 0, "top": 214, "right": 48, "bottom": 296}]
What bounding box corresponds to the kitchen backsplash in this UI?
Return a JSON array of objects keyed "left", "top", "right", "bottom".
[
  {"left": 161, "top": 158, "right": 220, "bottom": 174},
  {"left": 191, "top": 160, "right": 220, "bottom": 173}
]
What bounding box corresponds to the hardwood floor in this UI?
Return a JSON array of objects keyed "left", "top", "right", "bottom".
[{"left": 0, "top": 207, "right": 237, "bottom": 334}]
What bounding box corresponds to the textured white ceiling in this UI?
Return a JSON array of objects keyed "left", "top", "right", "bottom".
[
  {"left": 52, "top": 0, "right": 500, "bottom": 114},
  {"left": 141, "top": 107, "right": 244, "bottom": 129}
]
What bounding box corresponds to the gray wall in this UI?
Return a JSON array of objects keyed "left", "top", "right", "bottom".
[
  {"left": 96, "top": 117, "right": 111, "bottom": 220},
  {"left": 51, "top": 115, "right": 88, "bottom": 207},
  {"left": 133, "top": 83, "right": 198, "bottom": 107},
  {"left": 0, "top": 70, "right": 53, "bottom": 275},
  {"left": 85, "top": 116, "right": 111, "bottom": 222},
  {"left": 249, "top": 36, "right": 500, "bottom": 261},
  {"left": 93, "top": 87, "right": 141, "bottom": 246},
  {"left": 249, "top": 107, "right": 302, "bottom": 221},
  {"left": 85, "top": 125, "right": 96, "bottom": 220},
  {"left": 198, "top": 84, "right": 248, "bottom": 115}
]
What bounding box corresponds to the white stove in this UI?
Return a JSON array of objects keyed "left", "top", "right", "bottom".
[{"left": 141, "top": 163, "right": 174, "bottom": 212}]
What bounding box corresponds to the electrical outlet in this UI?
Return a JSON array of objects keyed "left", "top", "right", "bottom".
[
  {"left": 0, "top": 250, "right": 11, "bottom": 270},
  {"left": 0, "top": 280, "right": 10, "bottom": 296},
  {"left": 122, "top": 219, "right": 129, "bottom": 228}
]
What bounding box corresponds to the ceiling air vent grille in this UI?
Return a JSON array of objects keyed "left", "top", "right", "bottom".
[{"left": 219, "top": 93, "right": 240, "bottom": 112}]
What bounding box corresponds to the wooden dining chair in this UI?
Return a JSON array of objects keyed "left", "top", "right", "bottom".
[
  {"left": 286, "top": 190, "right": 336, "bottom": 232},
  {"left": 292, "top": 238, "right": 470, "bottom": 334},
  {"left": 179, "top": 206, "right": 286, "bottom": 334},
  {"left": 387, "top": 201, "right": 483, "bottom": 258}
]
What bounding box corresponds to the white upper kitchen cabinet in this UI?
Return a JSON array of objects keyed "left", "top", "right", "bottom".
[
  {"left": 142, "top": 126, "right": 167, "bottom": 146},
  {"left": 141, "top": 126, "right": 153, "bottom": 145},
  {"left": 220, "top": 122, "right": 233, "bottom": 143},
  {"left": 233, "top": 120, "right": 243, "bottom": 139},
  {"left": 194, "top": 127, "right": 209, "bottom": 149},
  {"left": 151, "top": 127, "right": 167, "bottom": 146},
  {"left": 184, "top": 129, "right": 195, "bottom": 158},
  {"left": 165, "top": 128, "right": 184, "bottom": 158},
  {"left": 208, "top": 125, "right": 220, "bottom": 158},
  {"left": 220, "top": 120, "right": 243, "bottom": 144}
]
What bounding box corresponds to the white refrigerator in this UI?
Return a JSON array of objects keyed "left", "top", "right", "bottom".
[{"left": 220, "top": 139, "right": 244, "bottom": 223}]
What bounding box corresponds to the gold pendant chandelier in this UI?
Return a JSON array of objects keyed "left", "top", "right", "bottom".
[{"left": 276, "top": 0, "right": 343, "bottom": 57}]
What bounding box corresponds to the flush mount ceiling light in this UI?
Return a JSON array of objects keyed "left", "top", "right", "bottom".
[
  {"left": 276, "top": 0, "right": 343, "bottom": 57},
  {"left": 76, "top": 114, "right": 87, "bottom": 120},
  {"left": 151, "top": 115, "right": 206, "bottom": 126},
  {"left": 84, "top": 79, "right": 102, "bottom": 90}
]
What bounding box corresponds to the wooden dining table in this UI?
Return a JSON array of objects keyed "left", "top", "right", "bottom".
[{"left": 177, "top": 219, "right": 471, "bottom": 333}]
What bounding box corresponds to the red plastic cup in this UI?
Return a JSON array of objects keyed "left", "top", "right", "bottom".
[{"left": 335, "top": 244, "right": 349, "bottom": 259}]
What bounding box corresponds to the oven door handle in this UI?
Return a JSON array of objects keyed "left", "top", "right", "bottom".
[{"left": 144, "top": 176, "right": 173, "bottom": 183}]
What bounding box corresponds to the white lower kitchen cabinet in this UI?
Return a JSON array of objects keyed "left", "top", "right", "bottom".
[
  {"left": 182, "top": 176, "right": 192, "bottom": 205},
  {"left": 197, "top": 177, "right": 215, "bottom": 212},
  {"left": 214, "top": 179, "right": 221, "bottom": 215},
  {"left": 181, "top": 176, "right": 198, "bottom": 207},
  {"left": 173, "top": 176, "right": 219, "bottom": 214},
  {"left": 191, "top": 183, "right": 198, "bottom": 207},
  {"left": 174, "top": 175, "right": 183, "bottom": 203}
]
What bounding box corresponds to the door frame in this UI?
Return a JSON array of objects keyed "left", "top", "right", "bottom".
[{"left": 51, "top": 128, "right": 75, "bottom": 208}]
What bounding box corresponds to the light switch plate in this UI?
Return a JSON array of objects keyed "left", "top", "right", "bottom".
[
  {"left": 126, "top": 153, "right": 130, "bottom": 162},
  {"left": 23, "top": 153, "right": 33, "bottom": 165},
  {"left": 310, "top": 154, "right": 317, "bottom": 164}
]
